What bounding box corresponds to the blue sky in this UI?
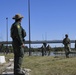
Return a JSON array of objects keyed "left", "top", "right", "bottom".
[{"left": 0, "top": 0, "right": 76, "bottom": 47}]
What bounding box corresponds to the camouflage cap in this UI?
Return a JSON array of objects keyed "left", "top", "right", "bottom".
[{"left": 12, "top": 14, "right": 23, "bottom": 20}]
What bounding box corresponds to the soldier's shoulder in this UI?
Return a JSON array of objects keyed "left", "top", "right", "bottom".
[
  {"left": 12, "top": 22, "right": 19, "bottom": 25},
  {"left": 15, "top": 22, "right": 21, "bottom": 27},
  {"left": 67, "top": 38, "right": 70, "bottom": 40},
  {"left": 11, "top": 22, "right": 21, "bottom": 29},
  {"left": 68, "top": 38, "right": 70, "bottom": 41},
  {"left": 11, "top": 22, "right": 18, "bottom": 29},
  {"left": 13, "top": 22, "right": 20, "bottom": 28}
]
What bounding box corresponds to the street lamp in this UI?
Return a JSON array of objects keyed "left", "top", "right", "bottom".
[
  {"left": 6, "top": 18, "right": 8, "bottom": 43},
  {"left": 6, "top": 17, "right": 8, "bottom": 54}
]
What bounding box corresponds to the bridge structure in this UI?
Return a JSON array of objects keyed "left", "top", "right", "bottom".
[
  {"left": 0, "top": 40, "right": 75, "bottom": 44},
  {"left": 0, "top": 40, "right": 76, "bottom": 57}
]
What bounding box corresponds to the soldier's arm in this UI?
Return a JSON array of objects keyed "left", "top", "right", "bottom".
[
  {"left": 62, "top": 39, "right": 65, "bottom": 44},
  {"left": 68, "top": 39, "right": 70, "bottom": 44}
]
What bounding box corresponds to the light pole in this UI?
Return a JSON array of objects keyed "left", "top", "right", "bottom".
[
  {"left": 28, "top": 0, "right": 31, "bottom": 56},
  {"left": 6, "top": 17, "right": 8, "bottom": 54}
]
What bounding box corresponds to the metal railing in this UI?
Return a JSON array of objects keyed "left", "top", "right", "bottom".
[{"left": 0, "top": 40, "right": 75, "bottom": 44}]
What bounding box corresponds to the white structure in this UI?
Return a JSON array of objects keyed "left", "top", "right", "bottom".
[{"left": 0, "top": 56, "right": 6, "bottom": 64}]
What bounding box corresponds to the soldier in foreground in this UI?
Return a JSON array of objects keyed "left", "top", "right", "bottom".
[
  {"left": 63, "top": 34, "right": 70, "bottom": 58},
  {"left": 10, "top": 14, "right": 26, "bottom": 75}
]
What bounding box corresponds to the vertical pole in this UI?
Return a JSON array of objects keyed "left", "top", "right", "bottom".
[
  {"left": 45, "top": 32, "right": 47, "bottom": 41},
  {"left": 6, "top": 17, "right": 8, "bottom": 54},
  {"left": 28, "top": 0, "right": 31, "bottom": 56}
]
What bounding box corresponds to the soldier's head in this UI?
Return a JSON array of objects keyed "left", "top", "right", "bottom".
[
  {"left": 12, "top": 14, "right": 23, "bottom": 22},
  {"left": 65, "top": 34, "right": 68, "bottom": 38}
]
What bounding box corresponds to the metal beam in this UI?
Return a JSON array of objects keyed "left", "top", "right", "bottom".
[{"left": 0, "top": 40, "right": 75, "bottom": 44}]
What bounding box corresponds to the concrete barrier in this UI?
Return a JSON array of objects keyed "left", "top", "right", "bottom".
[{"left": 0, "top": 56, "right": 6, "bottom": 64}]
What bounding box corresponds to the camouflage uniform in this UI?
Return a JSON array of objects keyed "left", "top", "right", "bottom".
[
  {"left": 63, "top": 34, "right": 70, "bottom": 58},
  {"left": 10, "top": 14, "right": 26, "bottom": 75}
]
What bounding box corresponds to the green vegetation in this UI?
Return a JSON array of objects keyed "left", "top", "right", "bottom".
[
  {"left": 0, "top": 53, "right": 76, "bottom": 75},
  {"left": 23, "top": 56, "right": 76, "bottom": 75}
]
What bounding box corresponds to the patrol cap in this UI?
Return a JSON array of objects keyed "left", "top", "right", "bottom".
[
  {"left": 12, "top": 14, "right": 23, "bottom": 20},
  {"left": 65, "top": 34, "right": 68, "bottom": 37}
]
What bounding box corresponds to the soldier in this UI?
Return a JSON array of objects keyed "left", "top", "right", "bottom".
[
  {"left": 43, "top": 43, "right": 47, "bottom": 55},
  {"left": 63, "top": 34, "right": 70, "bottom": 58},
  {"left": 46, "top": 44, "right": 51, "bottom": 56},
  {"left": 10, "top": 14, "right": 26, "bottom": 75},
  {"left": 41, "top": 45, "right": 44, "bottom": 56},
  {"left": 41, "top": 43, "right": 47, "bottom": 56}
]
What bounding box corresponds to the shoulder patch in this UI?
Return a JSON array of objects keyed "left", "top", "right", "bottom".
[{"left": 17, "top": 25, "right": 20, "bottom": 28}]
